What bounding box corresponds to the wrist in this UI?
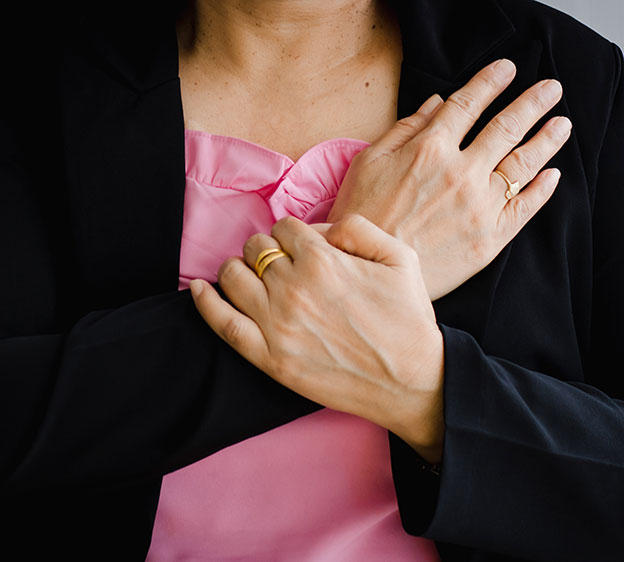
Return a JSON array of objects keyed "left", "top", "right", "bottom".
[
  {"left": 389, "top": 328, "right": 445, "bottom": 463},
  {"left": 402, "top": 433, "right": 444, "bottom": 464}
]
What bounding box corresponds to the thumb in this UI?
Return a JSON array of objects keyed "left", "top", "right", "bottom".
[{"left": 325, "top": 214, "right": 407, "bottom": 267}]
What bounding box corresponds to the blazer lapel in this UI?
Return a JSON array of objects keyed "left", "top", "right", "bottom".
[
  {"left": 391, "top": 0, "right": 516, "bottom": 84},
  {"left": 392, "top": 1, "right": 546, "bottom": 341},
  {"left": 59, "top": 6, "right": 185, "bottom": 311}
]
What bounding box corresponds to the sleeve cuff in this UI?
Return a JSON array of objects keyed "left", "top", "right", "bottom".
[{"left": 389, "top": 322, "right": 486, "bottom": 539}]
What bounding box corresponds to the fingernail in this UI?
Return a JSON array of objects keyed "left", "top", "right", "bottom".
[
  {"left": 190, "top": 279, "right": 204, "bottom": 298},
  {"left": 542, "top": 79, "right": 562, "bottom": 101},
  {"left": 494, "top": 59, "right": 515, "bottom": 78},
  {"left": 420, "top": 94, "right": 444, "bottom": 115},
  {"left": 547, "top": 168, "right": 562, "bottom": 185},
  {"left": 552, "top": 116, "right": 572, "bottom": 137}
]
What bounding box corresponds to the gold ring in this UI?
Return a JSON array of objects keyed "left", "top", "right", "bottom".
[
  {"left": 254, "top": 248, "right": 283, "bottom": 272},
  {"left": 255, "top": 249, "right": 290, "bottom": 279},
  {"left": 494, "top": 169, "right": 521, "bottom": 200}
]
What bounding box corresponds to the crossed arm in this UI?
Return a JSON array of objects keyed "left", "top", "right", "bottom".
[
  {"left": 188, "top": 56, "right": 624, "bottom": 558},
  {"left": 189, "top": 58, "right": 572, "bottom": 463}
]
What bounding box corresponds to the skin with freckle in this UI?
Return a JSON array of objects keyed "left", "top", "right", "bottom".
[{"left": 176, "top": 0, "right": 403, "bottom": 161}]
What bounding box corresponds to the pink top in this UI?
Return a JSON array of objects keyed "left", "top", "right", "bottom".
[{"left": 146, "top": 131, "right": 440, "bottom": 561}]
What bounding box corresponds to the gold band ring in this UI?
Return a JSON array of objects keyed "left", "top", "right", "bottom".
[
  {"left": 494, "top": 169, "right": 521, "bottom": 200},
  {"left": 254, "top": 248, "right": 291, "bottom": 279},
  {"left": 254, "top": 248, "right": 283, "bottom": 272}
]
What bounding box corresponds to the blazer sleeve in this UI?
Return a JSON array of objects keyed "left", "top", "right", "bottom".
[
  {"left": 0, "top": 27, "right": 320, "bottom": 495},
  {"left": 389, "top": 43, "right": 624, "bottom": 561},
  {"left": 1, "top": 290, "right": 320, "bottom": 495}
]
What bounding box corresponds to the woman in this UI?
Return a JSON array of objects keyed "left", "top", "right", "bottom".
[{"left": 1, "top": 0, "right": 622, "bottom": 561}]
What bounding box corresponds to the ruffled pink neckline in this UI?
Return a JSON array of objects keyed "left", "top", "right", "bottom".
[{"left": 183, "top": 130, "right": 370, "bottom": 217}]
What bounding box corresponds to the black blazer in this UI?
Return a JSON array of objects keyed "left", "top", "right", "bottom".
[{"left": 1, "top": 0, "right": 622, "bottom": 560}]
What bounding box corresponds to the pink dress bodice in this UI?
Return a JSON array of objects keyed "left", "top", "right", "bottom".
[{"left": 146, "top": 131, "right": 440, "bottom": 561}]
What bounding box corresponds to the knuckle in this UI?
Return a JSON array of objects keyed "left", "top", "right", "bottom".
[
  {"left": 467, "top": 206, "right": 487, "bottom": 231},
  {"left": 396, "top": 114, "right": 424, "bottom": 131},
  {"left": 271, "top": 215, "right": 298, "bottom": 236},
  {"left": 454, "top": 185, "right": 471, "bottom": 208},
  {"left": 222, "top": 316, "right": 244, "bottom": 345},
  {"left": 326, "top": 222, "right": 348, "bottom": 246},
  {"left": 445, "top": 169, "right": 473, "bottom": 201},
  {"left": 327, "top": 217, "right": 359, "bottom": 247},
  {"left": 508, "top": 196, "right": 532, "bottom": 224},
  {"left": 461, "top": 205, "right": 493, "bottom": 260},
  {"left": 342, "top": 213, "right": 367, "bottom": 230},
  {"left": 428, "top": 133, "right": 449, "bottom": 157},
  {"left": 243, "top": 233, "right": 264, "bottom": 255},
  {"left": 447, "top": 90, "right": 480, "bottom": 119},
  {"left": 544, "top": 118, "right": 570, "bottom": 144},
  {"left": 217, "top": 257, "right": 240, "bottom": 285},
  {"left": 478, "top": 71, "right": 500, "bottom": 92},
  {"left": 413, "top": 131, "right": 447, "bottom": 163},
  {"left": 524, "top": 90, "right": 545, "bottom": 114},
  {"left": 281, "top": 215, "right": 299, "bottom": 228},
  {"left": 511, "top": 146, "right": 540, "bottom": 174},
  {"left": 492, "top": 113, "right": 524, "bottom": 144},
  {"left": 543, "top": 124, "right": 560, "bottom": 143},
  {"left": 443, "top": 169, "right": 462, "bottom": 191}
]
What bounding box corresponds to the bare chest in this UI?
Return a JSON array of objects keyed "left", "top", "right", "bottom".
[{"left": 178, "top": 56, "right": 401, "bottom": 161}]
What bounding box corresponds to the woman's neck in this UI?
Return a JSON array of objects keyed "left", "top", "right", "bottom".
[
  {"left": 177, "top": 0, "right": 397, "bottom": 81},
  {"left": 175, "top": 0, "right": 402, "bottom": 160}
]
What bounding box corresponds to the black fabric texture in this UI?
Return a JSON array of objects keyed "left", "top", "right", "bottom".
[{"left": 1, "top": 1, "right": 622, "bottom": 560}]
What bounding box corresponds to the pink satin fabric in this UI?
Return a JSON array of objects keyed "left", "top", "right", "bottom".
[{"left": 146, "top": 131, "right": 440, "bottom": 561}]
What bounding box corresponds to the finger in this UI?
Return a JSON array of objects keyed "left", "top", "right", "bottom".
[
  {"left": 371, "top": 93, "right": 444, "bottom": 155},
  {"left": 242, "top": 232, "right": 292, "bottom": 280},
  {"left": 491, "top": 116, "right": 572, "bottom": 203},
  {"left": 189, "top": 279, "right": 269, "bottom": 369},
  {"left": 217, "top": 256, "right": 269, "bottom": 319},
  {"left": 470, "top": 79, "right": 563, "bottom": 165},
  {"left": 308, "top": 223, "right": 332, "bottom": 238},
  {"left": 497, "top": 168, "right": 561, "bottom": 239},
  {"left": 427, "top": 59, "right": 517, "bottom": 142},
  {"left": 270, "top": 216, "right": 328, "bottom": 260},
  {"left": 324, "top": 214, "right": 407, "bottom": 267}
]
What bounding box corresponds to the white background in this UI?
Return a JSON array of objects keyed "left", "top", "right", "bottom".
[{"left": 539, "top": 0, "right": 624, "bottom": 50}]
